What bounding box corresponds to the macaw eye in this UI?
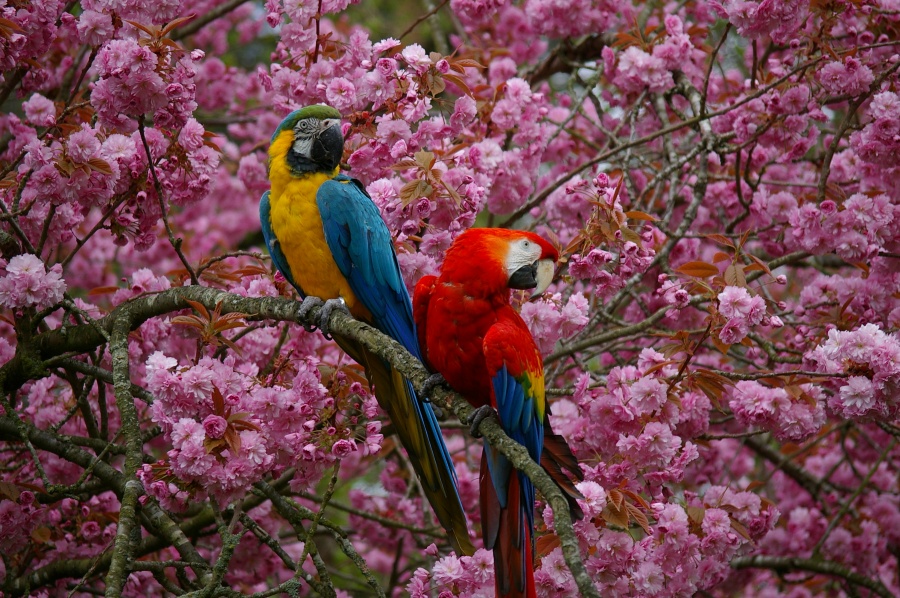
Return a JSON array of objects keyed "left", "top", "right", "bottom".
[{"left": 295, "top": 119, "right": 317, "bottom": 135}]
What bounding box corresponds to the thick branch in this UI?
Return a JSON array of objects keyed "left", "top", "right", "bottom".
[
  {"left": 731, "top": 555, "right": 893, "bottom": 598},
  {"left": 3, "top": 285, "right": 595, "bottom": 595}
]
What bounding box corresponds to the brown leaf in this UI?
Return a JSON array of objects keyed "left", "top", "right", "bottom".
[
  {"left": 675, "top": 261, "right": 720, "bottom": 278},
  {"left": 705, "top": 234, "right": 735, "bottom": 249},
  {"left": 89, "top": 286, "right": 120, "bottom": 296},
  {"left": 620, "top": 227, "right": 643, "bottom": 244},
  {"left": 161, "top": 14, "right": 195, "bottom": 36},
  {"left": 724, "top": 263, "right": 747, "bottom": 288},
  {"left": 730, "top": 517, "right": 753, "bottom": 542},
  {"left": 624, "top": 210, "right": 658, "bottom": 222},
  {"left": 223, "top": 427, "right": 242, "bottom": 455},
  {"left": 601, "top": 503, "right": 630, "bottom": 529},
  {"left": 712, "top": 252, "right": 732, "bottom": 263},
  {"left": 441, "top": 73, "right": 473, "bottom": 97},
  {"left": 710, "top": 336, "right": 731, "bottom": 357},
  {"left": 31, "top": 526, "right": 52, "bottom": 543},
  {"left": 624, "top": 502, "right": 651, "bottom": 536},
  {"left": 606, "top": 488, "right": 624, "bottom": 510},
  {"left": 0, "top": 481, "right": 20, "bottom": 501},
  {"left": 171, "top": 314, "right": 205, "bottom": 329},
  {"left": 0, "top": 17, "right": 24, "bottom": 33},
  {"left": 451, "top": 58, "right": 485, "bottom": 69},
  {"left": 183, "top": 299, "right": 211, "bottom": 320},
  {"left": 621, "top": 489, "right": 651, "bottom": 511},
  {"left": 87, "top": 158, "right": 113, "bottom": 175},
  {"left": 399, "top": 180, "right": 432, "bottom": 206},
  {"left": 125, "top": 20, "right": 156, "bottom": 36},
  {"left": 427, "top": 72, "right": 446, "bottom": 96},
  {"left": 212, "top": 386, "right": 225, "bottom": 414},
  {"left": 536, "top": 532, "right": 561, "bottom": 557},
  {"left": 642, "top": 360, "right": 678, "bottom": 376},
  {"left": 414, "top": 150, "right": 435, "bottom": 171}
]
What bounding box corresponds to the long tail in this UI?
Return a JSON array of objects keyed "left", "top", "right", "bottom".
[
  {"left": 541, "top": 419, "right": 585, "bottom": 521},
  {"left": 338, "top": 336, "right": 475, "bottom": 556},
  {"left": 481, "top": 452, "right": 536, "bottom": 598}
]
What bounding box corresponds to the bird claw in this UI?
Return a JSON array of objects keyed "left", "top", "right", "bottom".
[
  {"left": 420, "top": 373, "right": 447, "bottom": 403},
  {"left": 466, "top": 405, "right": 497, "bottom": 438},
  {"left": 298, "top": 296, "right": 324, "bottom": 333},
  {"left": 298, "top": 296, "right": 349, "bottom": 339},
  {"left": 317, "top": 297, "right": 349, "bottom": 340}
]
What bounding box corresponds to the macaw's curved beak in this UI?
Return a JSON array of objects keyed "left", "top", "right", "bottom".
[
  {"left": 312, "top": 120, "right": 344, "bottom": 170},
  {"left": 509, "top": 258, "right": 555, "bottom": 297}
]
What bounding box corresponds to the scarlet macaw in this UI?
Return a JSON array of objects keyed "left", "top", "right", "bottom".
[
  {"left": 260, "top": 104, "right": 474, "bottom": 556},
  {"left": 414, "top": 228, "right": 583, "bottom": 598}
]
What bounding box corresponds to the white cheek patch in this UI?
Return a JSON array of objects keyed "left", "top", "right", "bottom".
[
  {"left": 292, "top": 136, "right": 314, "bottom": 158},
  {"left": 505, "top": 241, "right": 542, "bottom": 277}
]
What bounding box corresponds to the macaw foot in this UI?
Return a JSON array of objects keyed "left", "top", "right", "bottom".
[
  {"left": 298, "top": 296, "right": 349, "bottom": 340},
  {"left": 466, "top": 405, "right": 498, "bottom": 439},
  {"left": 317, "top": 298, "right": 349, "bottom": 340},
  {"left": 420, "top": 373, "right": 447, "bottom": 402},
  {"left": 297, "top": 296, "right": 324, "bottom": 333}
]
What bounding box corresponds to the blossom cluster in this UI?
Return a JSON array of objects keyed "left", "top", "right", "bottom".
[
  {"left": 807, "top": 324, "right": 900, "bottom": 420},
  {"left": 141, "top": 351, "right": 383, "bottom": 506},
  {"left": 1, "top": 0, "right": 899, "bottom": 596},
  {"left": 0, "top": 254, "right": 66, "bottom": 310}
]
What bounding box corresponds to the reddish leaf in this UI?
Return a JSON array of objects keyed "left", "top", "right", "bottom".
[
  {"left": 730, "top": 517, "right": 753, "bottom": 542},
  {"left": 675, "top": 261, "right": 720, "bottom": 278},
  {"left": 223, "top": 427, "right": 242, "bottom": 455},
  {"left": 451, "top": 58, "right": 485, "bottom": 69},
  {"left": 624, "top": 502, "right": 651, "bottom": 536},
  {"left": 601, "top": 503, "right": 629, "bottom": 529},
  {"left": 31, "top": 526, "right": 52, "bottom": 543},
  {"left": 87, "top": 158, "right": 113, "bottom": 175},
  {"left": 724, "top": 263, "right": 747, "bottom": 288},
  {"left": 441, "top": 73, "right": 473, "bottom": 97},
  {"left": 89, "top": 286, "right": 120, "bottom": 296},
  {"left": 712, "top": 251, "right": 732, "bottom": 263},
  {"left": 746, "top": 254, "right": 772, "bottom": 275},
  {"left": 705, "top": 234, "right": 735, "bottom": 249},
  {"left": 624, "top": 210, "right": 658, "bottom": 222},
  {"left": 414, "top": 150, "right": 436, "bottom": 170},
  {"left": 0, "top": 481, "right": 21, "bottom": 501},
  {"left": 536, "top": 533, "right": 561, "bottom": 557}
]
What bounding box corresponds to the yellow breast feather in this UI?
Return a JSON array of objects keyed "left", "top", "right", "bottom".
[{"left": 267, "top": 159, "right": 367, "bottom": 318}]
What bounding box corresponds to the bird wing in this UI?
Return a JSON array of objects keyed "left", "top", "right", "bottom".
[
  {"left": 259, "top": 190, "right": 300, "bottom": 292},
  {"left": 481, "top": 317, "right": 544, "bottom": 596},
  {"left": 316, "top": 175, "right": 419, "bottom": 358},
  {"left": 317, "top": 175, "right": 474, "bottom": 555}
]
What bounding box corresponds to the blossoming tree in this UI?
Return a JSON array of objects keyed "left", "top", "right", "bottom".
[{"left": 1, "top": 0, "right": 899, "bottom": 596}]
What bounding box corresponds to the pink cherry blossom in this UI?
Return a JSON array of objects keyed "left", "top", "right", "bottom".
[{"left": 0, "top": 254, "right": 66, "bottom": 310}]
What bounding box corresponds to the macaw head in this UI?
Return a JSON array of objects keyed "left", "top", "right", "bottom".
[
  {"left": 269, "top": 104, "right": 343, "bottom": 175},
  {"left": 441, "top": 228, "right": 559, "bottom": 298}
]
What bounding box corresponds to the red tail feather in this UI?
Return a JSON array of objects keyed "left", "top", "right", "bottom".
[{"left": 490, "top": 472, "right": 536, "bottom": 598}]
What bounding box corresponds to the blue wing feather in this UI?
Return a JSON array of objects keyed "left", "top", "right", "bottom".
[
  {"left": 259, "top": 190, "right": 301, "bottom": 293},
  {"left": 316, "top": 175, "right": 421, "bottom": 359},
  {"left": 489, "top": 363, "right": 544, "bottom": 531},
  {"left": 316, "top": 174, "right": 459, "bottom": 490}
]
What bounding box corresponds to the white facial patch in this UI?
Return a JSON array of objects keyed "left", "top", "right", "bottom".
[
  {"left": 292, "top": 117, "right": 319, "bottom": 157},
  {"left": 504, "top": 238, "right": 543, "bottom": 278},
  {"left": 291, "top": 117, "right": 341, "bottom": 159}
]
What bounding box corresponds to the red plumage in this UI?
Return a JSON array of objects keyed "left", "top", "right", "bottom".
[{"left": 414, "top": 228, "right": 583, "bottom": 598}]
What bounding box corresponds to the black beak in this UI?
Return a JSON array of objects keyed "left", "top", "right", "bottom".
[
  {"left": 313, "top": 123, "right": 344, "bottom": 171},
  {"left": 509, "top": 263, "right": 538, "bottom": 290}
]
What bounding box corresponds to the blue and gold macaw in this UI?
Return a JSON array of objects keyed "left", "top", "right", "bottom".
[{"left": 260, "top": 104, "right": 474, "bottom": 556}]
